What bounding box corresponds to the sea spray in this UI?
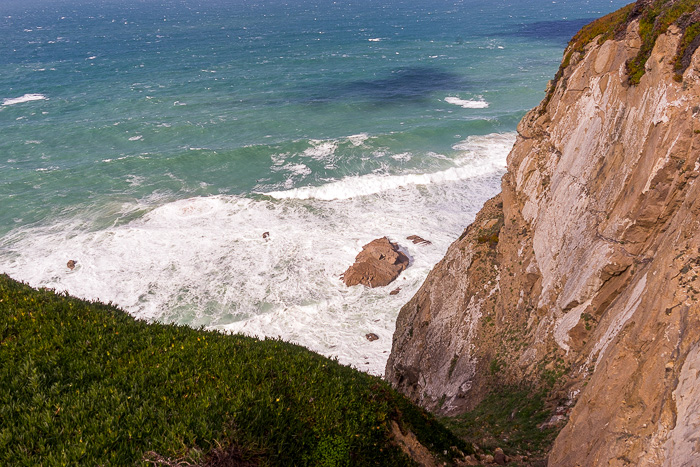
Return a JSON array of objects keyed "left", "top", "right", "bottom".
[{"left": 1, "top": 134, "right": 513, "bottom": 374}]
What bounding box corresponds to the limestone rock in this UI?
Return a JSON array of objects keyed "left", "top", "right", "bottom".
[
  {"left": 386, "top": 8, "right": 700, "bottom": 467},
  {"left": 341, "top": 237, "right": 409, "bottom": 288}
]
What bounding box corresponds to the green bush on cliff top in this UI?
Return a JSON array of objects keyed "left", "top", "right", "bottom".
[
  {"left": 0, "top": 274, "right": 468, "bottom": 466},
  {"left": 543, "top": 0, "right": 700, "bottom": 112},
  {"left": 627, "top": 0, "right": 700, "bottom": 84}
]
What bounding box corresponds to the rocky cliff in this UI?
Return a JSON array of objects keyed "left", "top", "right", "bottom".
[{"left": 386, "top": 1, "right": 700, "bottom": 464}]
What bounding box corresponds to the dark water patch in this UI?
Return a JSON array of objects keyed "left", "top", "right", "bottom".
[{"left": 301, "top": 66, "right": 469, "bottom": 105}]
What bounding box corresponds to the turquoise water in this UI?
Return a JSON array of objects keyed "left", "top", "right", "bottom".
[{"left": 1, "top": 0, "right": 629, "bottom": 373}]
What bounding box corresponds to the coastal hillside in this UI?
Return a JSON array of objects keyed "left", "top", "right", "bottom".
[
  {"left": 0, "top": 274, "right": 469, "bottom": 466},
  {"left": 386, "top": 0, "right": 700, "bottom": 464}
]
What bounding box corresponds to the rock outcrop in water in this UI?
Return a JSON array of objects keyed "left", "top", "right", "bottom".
[
  {"left": 341, "top": 237, "right": 409, "bottom": 288},
  {"left": 387, "top": 1, "right": 700, "bottom": 464}
]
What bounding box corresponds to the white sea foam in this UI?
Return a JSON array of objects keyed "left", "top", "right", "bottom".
[
  {"left": 129, "top": 135, "right": 143, "bottom": 141},
  {"left": 125, "top": 175, "right": 145, "bottom": 187},
  {"left": 0, "top": 132, "right": 514, "bottom": 375},
  {"left": 303, "top": 139, "right": 338, "bottom": 160},
  {"left": 35, "top": 166, "right": 60, "bottom": 173},
  {"left": 445, "top": 96, "right": 489, "bottom": 109},
  {"left": 3, "top": 94, "right": 48, "bottom": 106},
  {"left": 102, "top": 155, "right": 132, "bottom": 163},
  {"left": 267, "top": 133, "right": 514, "bottom": 201},
  {"left": 266, "top": 167, "right": 485, "bottom": 200},
  {"left": 368, "top": 38, "right": 382, "bottom": 42},
  {"left": 391, "top": 152, "right": 412, "bottom": 162},
  {"left": 348, "top": 133, "right": 369, "bottom": 146},
  {"left": 272, "top": 162, "right": 312, "bottom": 177}
]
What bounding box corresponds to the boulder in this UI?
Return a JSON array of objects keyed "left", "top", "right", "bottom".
[
  {"left": 390, "top": 287, "right": 401, "bottom": 296},
  {"left": 67, "top": 260, "right": 77, "bottom": 270},
  {"left": 341, "top": 237, "right": 409, "bottom": 288},
  {"left": 366, "top": 333, "right": 379, "bottom": 342},
  {"left": 493, "top": 448, "right": 506, "bottom": 465}
]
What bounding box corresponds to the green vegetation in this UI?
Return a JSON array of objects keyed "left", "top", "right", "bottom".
[
  {"left": 488, "top": 357, "right": 503, "bottom": 376},
  {"left": 443, "top": 387, "right": 557, "bottom": 460},
  {"left": 673, "top": 20, "right": 700, "bottom": 80},
  {"left": 0, "top": 274, "right": 469, "bottom": 466},
  {"left": 627, "top": 0, "right": 700, "bottom": 84},
  {"left": 476, "top": 215, "right": 504, "bottom": 248},
  {"left": 477, "top": 231, "right": 500, "bottom": 247},
  {"left": 567, "top": 3, "right": 635, "bottom": 67},
  {"left": 542, "top": 0, "right": 700, "bottom": 113}
]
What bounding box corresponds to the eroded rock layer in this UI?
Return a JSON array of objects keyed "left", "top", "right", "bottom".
[{"left": 386, "top": 6, "right": 700, "bottom": 465}]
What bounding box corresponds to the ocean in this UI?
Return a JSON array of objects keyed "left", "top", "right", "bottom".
[{"left": 0, "top": 0, "right": 629, "bottom": 375}]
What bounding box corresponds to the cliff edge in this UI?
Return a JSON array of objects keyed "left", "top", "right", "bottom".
[{"left": 386, "top": 1, "right": 700, "bottom": 464}]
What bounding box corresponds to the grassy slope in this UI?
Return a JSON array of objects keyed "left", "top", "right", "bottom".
[
  {"left": 442, "top": 388, "right": 557, "bottom": 465},
  {"left": 0, "top": 274, "right": 470, "bottom": 466}
]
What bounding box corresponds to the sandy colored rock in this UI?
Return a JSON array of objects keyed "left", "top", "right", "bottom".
[
  {"left": 341, "top": 237, "right": 409, "bottom": 288},
  {"left": 386, "top": 13, "right": 700, "bottom": 467},
  {"left": 390, "top": 420, "right": 438, "bottom": 467},
  {"left": 456, "top": 455, "right": 479, "bottom": 466}
]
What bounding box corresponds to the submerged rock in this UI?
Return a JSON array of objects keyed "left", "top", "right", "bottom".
[
  {"left": 341, "top": 237, "right": 409, "bottom": 288},
  {"left": 407, "top": 235, "right": 432, "bottom": 245}
]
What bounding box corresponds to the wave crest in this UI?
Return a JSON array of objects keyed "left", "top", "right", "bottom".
[
  {"left": 445, "top": 96, "right": 488, "bottom": 109},
  {"left": 265, "top": 132, "right": 514, "bottom": 201},
  {"left": 3, "top": 94, "right": 48, "bottom": 106}
]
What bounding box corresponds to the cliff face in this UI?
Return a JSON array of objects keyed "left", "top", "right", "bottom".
[{"left": 386, "top": 3, "right": 700, "bottom": 464}]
